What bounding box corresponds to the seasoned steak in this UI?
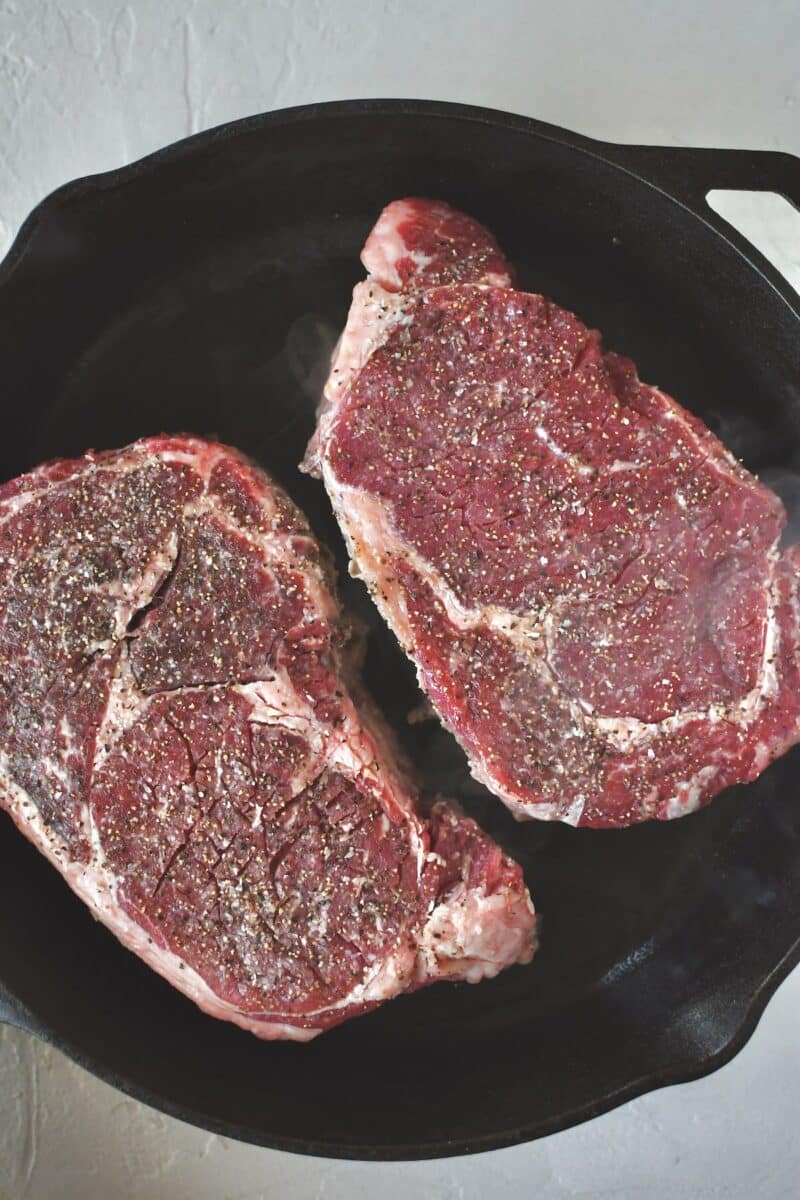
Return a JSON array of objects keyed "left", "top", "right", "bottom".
[
  {"left": 0, "top": 436, "right": 535, "bottom": 1039},
  {"left": 306, "top": 198, "right": 800, "bottom": 827}
]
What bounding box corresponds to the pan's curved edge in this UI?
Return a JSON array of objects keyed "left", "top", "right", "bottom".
[
  {"left": 2, "top": 97, "right": 796, "bottom": 323},
  {"left": 11, "top": 937, "right": 800, "bottom": 1161},
  {"left": 0, "top": 99, "right": 730, "bottom": 277},
  {"left": 0, "top": 100, "right": 550, "bottom": 284},
  {"left": 1, "top": 95, "right": 799, "bottom": 1159}
]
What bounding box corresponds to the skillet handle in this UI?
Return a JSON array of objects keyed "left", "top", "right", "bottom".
[{"left": 601, "top": 144, "right": 800, "bottom": 213}]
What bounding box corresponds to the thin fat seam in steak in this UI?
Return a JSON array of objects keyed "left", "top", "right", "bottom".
[
  {"left": 304, "top": 198, "right": 800, "bottom": 828},
  {"left": 0, "top": 435, "right": 535, "bottom": 1040}
]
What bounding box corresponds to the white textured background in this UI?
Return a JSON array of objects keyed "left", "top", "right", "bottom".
[{"left": 1, "top": 2, "right": 799, "bottom": 1197}]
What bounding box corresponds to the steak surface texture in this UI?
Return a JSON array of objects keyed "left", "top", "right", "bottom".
[
  {"left": 0, "top": 436, "right": 535, "bottom": 1039},
  {"left": 305, "top": 198, "right": 800, "bottom": 827}
]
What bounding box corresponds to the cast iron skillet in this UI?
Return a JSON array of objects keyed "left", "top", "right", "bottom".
[{"left": 0, "top": 100, "right": 799, "bottom": 1160}]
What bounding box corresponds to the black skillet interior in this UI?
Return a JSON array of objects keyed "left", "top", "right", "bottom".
[{"left": 0, "top": 101, "right": 799, "bottom": 1159}]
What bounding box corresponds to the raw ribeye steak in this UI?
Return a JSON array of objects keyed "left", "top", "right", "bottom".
[
  {"left": 305, "top": 198, "right": 800, "bottom": 828},
  {"left": 0, "top": 435, "right": 535, "bottom": 1040}
]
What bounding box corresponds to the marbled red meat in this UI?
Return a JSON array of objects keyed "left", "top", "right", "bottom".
[
  {"left": 306, "top": 198, "right": 800, "bottom": 827},
  {"left": 0, "top": 436, "right": 535, "bottom": 1039}
]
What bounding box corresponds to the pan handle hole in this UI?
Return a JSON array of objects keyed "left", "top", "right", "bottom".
[{"left": 706, "top": 191, "right": 800, "bottom": 295}]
